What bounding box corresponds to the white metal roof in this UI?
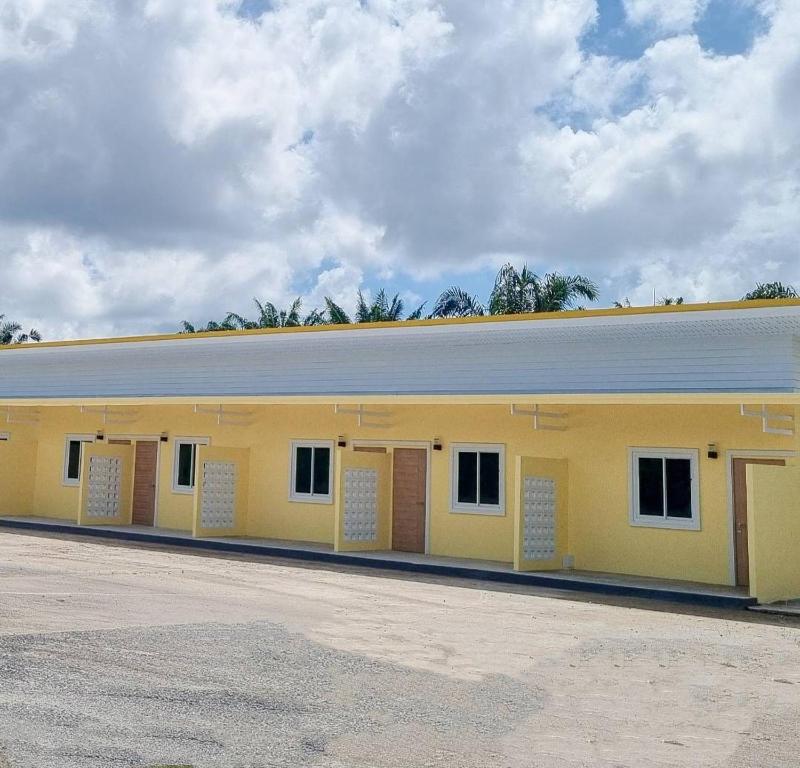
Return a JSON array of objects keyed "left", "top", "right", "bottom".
[{"left": 1, "top": 303, "right": 799, "bottom": 400}]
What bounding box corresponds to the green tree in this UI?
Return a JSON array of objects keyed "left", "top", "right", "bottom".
[
  {"left": 182, "top": 297, "right": 325, "bottom": 333},
  {"left": 487, "top": 264, "right": 599, "bottom": 315},
  {"left": 323, "top": 297, "right": 352, "bottom": 325},
  {"left": 323, "top": 290, "right": 425, "bottom": 323},
  {"left": 180, "top": 319, "right": 238, "bottom": 334},
  {"left": 742, "top": 282, "right": 798, "bottom": 300},
  {"left": 429, "top": 287, "right": 485, "bottom": 318},
  {"left": 0, "top": 314, "right": 42, "bottom": 345}
]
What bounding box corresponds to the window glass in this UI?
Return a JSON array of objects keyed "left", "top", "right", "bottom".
[
  {"left": 177, "top": 443, "right": 196, "bottom": 488},
  {"left": 312, "top": 447, "right": 330, "bottom": 496},
  {"left": 638, "top": 457, "right": 664, "bottom": 516},
  {"left": 478, "top": 451, "right": 500, "bottom": 505},
  {"left": 294, "top": 446, "right": 313, "bottom": 495},
  {"left": 665, "top": 458, "right": 692, "bottom": 518},
  {"left": 67, "top": 440, "right": 82, "bottom": 481},
  {"left": 457, "top": 451, "right": 478, "bottom": 504}
]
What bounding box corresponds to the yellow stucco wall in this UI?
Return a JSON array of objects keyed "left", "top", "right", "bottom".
[
  {"left": 193, "top": 445, "right": 250, "bottom": 538},
  {"left": 513, "top": 456, "right": 569, "bottom": 572},
  {"left": 1, "top": 402, "right": 796, "bottom": 585},
  {"left": 334, "top": 447, "right": 392, "bottom": 552},
  {"left": 747, "top": 461, "right": 800, "bottom": 603},
  {"left": 0, "top": 431, "right": 38, "bottom": 516},
  {"left": 77, "top": 443, "right": 134, "bottom": 526}
]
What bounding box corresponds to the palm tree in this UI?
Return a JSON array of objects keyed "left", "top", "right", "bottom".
[
  {"left": 488, "top": 264, "right": 599, "bottom": 315},
  {"left": 323, "top": 290, "right": 425, "bottom": 324},
  {"left": 743, "top": 282, "right": 798, "bottom": 300},
  {"left": 430, "top": 287, "right": 485, "bottom": 318},
  {"left": 324, "top": 298, "right": 352, "bottom": 325},
  {"left": 180, "top": 319, "right": 238, "bottom": 334},
  {"left": 0, "top": 314, "right": 42, "bottom": 345},
  {"left": 182, "top": 297, "right": 325, "bottom": 333},
  {"left": 355, "top": 289, "right": 404, "bottom": 322},
  {"left": 227, "top": 298, "right": 306, "bottom": 329}
]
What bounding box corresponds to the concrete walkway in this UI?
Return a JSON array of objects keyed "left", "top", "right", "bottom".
[{"left": 0, "top": 516, "right": 754, "bottom": 609}]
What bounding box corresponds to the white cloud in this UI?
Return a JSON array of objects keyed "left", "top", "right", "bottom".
[
  {"left": 0, "top": 0, "right": 799, "bottom": 340},
  {"left": 622, "top": 0, "right": 710, "bottom": 32}
]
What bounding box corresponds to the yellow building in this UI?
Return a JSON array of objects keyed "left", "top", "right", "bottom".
[{"left": 1, "top": 300, "right": 799, "bottom": 604}]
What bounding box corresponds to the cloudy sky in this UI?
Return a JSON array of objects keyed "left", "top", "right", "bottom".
[{"left": 1, "top": 0, "right": 798, "bottom": 340}]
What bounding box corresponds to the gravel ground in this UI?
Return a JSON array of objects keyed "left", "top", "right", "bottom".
[{"left": 0, "top": 530, "right": 799, "bottom": 768}]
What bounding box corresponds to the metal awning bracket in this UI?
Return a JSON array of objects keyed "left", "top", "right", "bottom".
[
  {"left": 3, "top": 407, "right": 40, "bottom": 425},
  {"left": 193, "top": 404, "right": 254, "bottom": 426},
  {"left": 510, "top": 403, "right": 567, "bottom": 431},
  {"left": 80, "top": 405, "right": 139, "bottom": 425},
  {"left": 334, "top": 404, "right": 392, "bottom": 429},
  {"left": 740, "top": 404, "right": 795, "bottom": 437}
]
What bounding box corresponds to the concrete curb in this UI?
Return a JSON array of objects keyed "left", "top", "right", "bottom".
[{"left": 0, "top": 518, "right": 757, "bottom": 610}]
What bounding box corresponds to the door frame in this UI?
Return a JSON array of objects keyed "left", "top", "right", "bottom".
[
  {"left": 351, "top": 439, "right": 431, "bottom": 554},
  {"left": 106, "top": 434, "right": 162, "bottom": 527},
  {"left": 725, "top": 449, "right": 796, "bottom": 586}
]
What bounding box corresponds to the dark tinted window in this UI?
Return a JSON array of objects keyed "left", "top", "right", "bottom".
[
  {"left": 665, "top": 458, "right": 692, "bottom": 518},
  {"left": 638, "top": 457, "right": 664, "bottom": 516},
  {"left": 294, "top": 446, "right": 313, "bottom": 495},
  {"left": 312, "top": 447, "right": 330, "bottom": 496},
  {"left": 457, "top": 451, "right": 478, "bottom": 504},
  {"left": 177, "top": 443, "right": 196, "bottom": 488},
  {"left": 478, "top": 451, "right": 500, "bottom": 505},
  {"left": 67, "top": 440, "right": 82, "bottom": 481}
]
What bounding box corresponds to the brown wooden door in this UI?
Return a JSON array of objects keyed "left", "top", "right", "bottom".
[
  {"left": 391, "top": 448, "right": 426, "bottom": 553},
  {"left": 732, "top": 457, "right": 785, "bottom": 586},
  {"left": 132, "top": 441, "right": 158, "bottom": 526}
]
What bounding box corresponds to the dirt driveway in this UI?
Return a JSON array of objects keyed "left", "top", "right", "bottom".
[{"left": 0, "top": 529, "right": 798, "bottom": 768}]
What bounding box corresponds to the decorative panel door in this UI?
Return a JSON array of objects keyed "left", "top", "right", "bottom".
[
  {"left": 343, "top": 468, "right": 378, "bottom": 542},
  {"left": 513, "top": 456, "right": 568, "bottom": 572},
  {"left": 522, "top": 476, "right": 556, "bottom": 561},
  {"left": 86, "top": 455, "right": 123, "bottom": 518},
  {"left": 200, "top": 460, "right": 237, "bottom": 529}
]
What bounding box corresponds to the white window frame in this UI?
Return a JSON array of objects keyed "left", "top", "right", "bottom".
[
  {"left": 172, "top": 437, "right": 210, "bottom": 494},
  {"left": 629, "top": 447, "right": 700, "bottom": 531},
  {"left": 62, "top": 434, "right": 97, "bottom": 487},
  {"left": 450, "top": 443, "right": 505, "bottom": 516},
  {"left": 289, "top": 440, "right": 334, "bottom": 504}
]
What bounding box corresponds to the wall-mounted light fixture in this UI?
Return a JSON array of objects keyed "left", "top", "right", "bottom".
[
  {"left": 96, "top": 431, "right": 105, "bottom": 441},
  {"left": 433, "top": 437, "right": 443, "bottom": 451},
  {"left": 707, "top": 442, "right": 718, "bottom": 459},
  {"left": 160, "top": 432, "right": 169, "bottom": 443},
  {"left": 337, "top": 435, "right": 347, "bottom": 448}
]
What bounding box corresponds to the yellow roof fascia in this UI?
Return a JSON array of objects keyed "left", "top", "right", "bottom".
[
  {"left": 3, "top": 298, "right": 800, "bottom": 353},
  {"left": 1, "top": 393, "right": 799, "bottom": 407}
]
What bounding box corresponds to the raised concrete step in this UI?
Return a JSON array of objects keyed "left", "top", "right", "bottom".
[{"left": 0, "top": 517, "right": 756, "bottom": 610}]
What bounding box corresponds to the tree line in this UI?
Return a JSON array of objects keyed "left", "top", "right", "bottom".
[
  {"left": 179, "top": 267, "right": 799, "bottom": 333},
  {"left": 1, "top": 268, "right": 797, "bottom": 344}
]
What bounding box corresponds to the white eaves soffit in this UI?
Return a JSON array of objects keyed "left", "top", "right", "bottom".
[{"left": 1, "top": 305, "right": 800, "bottom": 399}]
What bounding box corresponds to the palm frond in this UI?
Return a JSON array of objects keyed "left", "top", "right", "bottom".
[
  {"left": 324, "top": 298, "right": 352, "bottom": 324},
  {"left": 406, "top": 302, "right": 427, "bottom": 320},
  {"left": 430, "top": 287, "right": 484, "bottom": 318}
]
